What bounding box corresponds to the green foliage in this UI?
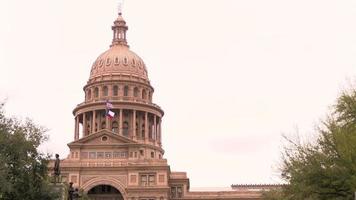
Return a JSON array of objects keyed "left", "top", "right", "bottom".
[
  {"left": 261, "top": 189, "right": 284, "bottom": 200},
  {"left": 264, "top": 89, "right": 356, "bottom": 200},
  {"left": 0, "top": 103, "right": 58, "bottom": 200}
]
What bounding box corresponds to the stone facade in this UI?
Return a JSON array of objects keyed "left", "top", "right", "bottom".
[{"left": 49, "top": 10, "right": 263, "bottom": 200}]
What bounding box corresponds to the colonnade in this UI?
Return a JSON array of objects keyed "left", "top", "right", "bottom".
[{"left": 74, "top": 109, "right": 161, "bottom": 145}]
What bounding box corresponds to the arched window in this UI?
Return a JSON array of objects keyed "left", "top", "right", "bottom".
[
  {"left": 123, "top": 57, "right": 128, "bottom": 65},
  {"left": 101, "top": 121, "right": 106, "bottom": 130},
  {"left": 141, "top": 124, "right": 145, "bottom": 138},
  {"left": 148, "top": 92, "right": 152, "bottom": 101},
  {"left": 136, "top": 122, "right": 139, "bottom": 137},
  {"left": 112, "top": 121, "right": 119, "bottom": 133},
  {"left": 98, "top": 59, "right": 103, "bottom": 67},
  {"left": 134, "top": 87, "right": 139, "bottom": 97},
  {"left": 106, "top": 58, "right": 111, "bottom": 66},
  {"left": 87, "top": 89, "right": 92, "bottom": 100},
  {"left": 124, "top": 86, "right": 129, "bottom": 96},
  {"left": 103, "top": 86, "right": 108, "bottom": 96},
  {"left": 123, "top": 121, "right": 129, "bottom": 137},
  {"left": 142, "top": 89, "right": 147, "bottom": 99},
  {"left": 132, "top": 59, "right": 136, "bottom": 67},
  {"left": 113, "top": 85, "right": 118, "bottom": 96},
  {"left": 94, "top": 87, "right": 99, "bottom": 98},
  {"left": 149, "top": 124, "right": 152, "bottom": 139},
  {"left": 87, "top": 124, "right": 91, "bottom": 135}
]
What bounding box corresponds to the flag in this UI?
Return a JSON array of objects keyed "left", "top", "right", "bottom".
[
  {"left": 105, "top": 100, "right": 114, "bottom": 119},
  {"left": 106, "top": 100, "right": 113, "bottom": 109},
  {"left": 106, "top": 110, "right": 115, "bottom": 119}
]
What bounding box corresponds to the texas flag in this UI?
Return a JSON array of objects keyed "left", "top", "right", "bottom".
[
  {"left": 106, "top": 110, "right": 115, "bottom": 119},
  {"left": 106, "top": 100, "right": 115, "bottom": 119}
]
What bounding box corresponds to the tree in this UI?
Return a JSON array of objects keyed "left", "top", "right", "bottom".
[
  {"left": 0, "top": 102, "right": 58, "bottom": 200},
  {"left": 264, "top": 89, "right": 356, "bottom": 200}
]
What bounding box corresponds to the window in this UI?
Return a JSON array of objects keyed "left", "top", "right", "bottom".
[
  {"left": 101, "top": 121, "right": 106, "bottom": 129},
  {"left": 148, "top": 175, "right": 155, "bottom": 186},
  {"left": 98, "top": 59, "right": 103, "bottom": 67},
  {"left": 124, "top": 86, "right": 129, "bottom": 96},
  {"left": 114, "top": 57, "right": 119, "bottom": 65},
  {"left": 171, "top": 186, "right": 183, "bottom": 198},
  {"left": 142, "top": 89, "right": 147, "bottom": 99},
  {"left": 97, "top": 152, "right": 104, "bottom": 159},
  {"left": 81, "top": 152, "right": 88, "bottom": 159},
  {"left": 112, "top": 152, "right": 120, "bottom": 158},
  {"left": 134, "top": 87, "right": 139, "bottom": 97},
  {"left": 140, "top": 174, "right": 155, "bottom": 186},
  {"left": 103, "top": 86, "right": 108, "bottom": 96},
  {"left": 112, "top": 121, "right": 119, "bottom": 133},
  {"left": 130, "top": 175, "right": 137, "bottom": 183},
  {"left": 123, "top": 121, "right": 129, "bottom": 136},
  {"left": 87, "top": 89, "right": 92, "bottom": 100},
  {"left": 158, "top": 175, "right": 165, "bottom": 183},
  {"left": 106, "top": 58, "right": 111, "bottom": 66},
  {"left": 141, "top": 124, "right": 145, "bottom": 138},
  {"left": 94, "top": 87, "right": 99, "bottom": 98},
  {"left": 136, "top": 122, "right": 139, "bottom": 137},
  {"left": 113, "top": 151, "right": 127, "bottom": 159},
  {"left": 148, "top": 92, "right": 152, "bottom": 101},
  {"left": 123, "top": 57, "right": 128, "bottom": 65},
  {"left": 113, "top": 85, "right": 118, "bottom": 96},
  {"left": 140, "top": 150, "right": 144, "bottom": 156},
  {"left": 151, "top": 151, "right": 154, "bottom": 158},
  {"left": 121, "top": 152, "right": 127, "bottom": 158},
  {"left": 149, "top": 123, "right": 152, "bottom": 139},
  {"left": 105, "top": 152, "right": 112, "bottom": 159},
  {"left": 132, "top": 59, "right": 136, "bottom": 66},
  {"left": 89, "top": 152, "right": 96, "bottom": 159}
]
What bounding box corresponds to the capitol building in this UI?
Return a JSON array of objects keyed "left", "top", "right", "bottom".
[{"left": 51, "top": 8, "right": 265, "bottom": 200}]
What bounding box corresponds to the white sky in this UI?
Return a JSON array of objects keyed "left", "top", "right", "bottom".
[{"left": 1, "top": 0, "right": 356, "bottom": 188}]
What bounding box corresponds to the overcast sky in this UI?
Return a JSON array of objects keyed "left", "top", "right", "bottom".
[{"left": 1, "top": 0, "right": 356, "bottom": 188}]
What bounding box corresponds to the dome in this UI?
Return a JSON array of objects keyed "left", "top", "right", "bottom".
[
  {"left": 89, "top": 13, "right": 149, "bottom": 82},
  {"left": 89, "top": 45, "right": 148, "bottom": 81}
]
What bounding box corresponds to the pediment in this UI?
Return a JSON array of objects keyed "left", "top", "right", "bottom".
[{"left": 68, "top": 130, "right": 136, "bottom": 147}]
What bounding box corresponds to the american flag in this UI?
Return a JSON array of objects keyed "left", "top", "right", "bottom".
[{"left": 106, "top": 100, "right": 113, "bottom": 109}]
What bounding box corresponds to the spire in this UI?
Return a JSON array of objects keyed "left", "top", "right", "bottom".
[{"left": 111, "top": 2, "right": 128, "bottom": 47}]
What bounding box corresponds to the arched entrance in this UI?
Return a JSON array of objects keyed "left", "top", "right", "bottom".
[{"left": 87, "top": 185, "right": 124, "bottom": 200}]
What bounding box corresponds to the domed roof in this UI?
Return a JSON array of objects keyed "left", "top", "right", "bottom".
[
  {"left": 90, "top": 45, "right": 148, "bottom": 81},
  {"left": 89, "top": 13, "right": 149, "bottom": 82}
]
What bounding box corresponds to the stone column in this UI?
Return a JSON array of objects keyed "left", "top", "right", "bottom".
[
  {"left": 153, "top": 115, "right": 157, "bottom": 143},
  {"left": 158, "top": 118, "right": 162, "bottom": 144},
  {"left": 74, "top": 117, "right": 76, "bottom": 140},
  {"left": 119, "top": 109, "right": 123, "bottom": 135},
  {"left": 92, "top": 110, "right": 96, "bottom": 133},
  {"left": 74, "top": 116, "right": 79, "bottom": 140},
  {"left": 145, "top": 112, "right": 148, "bottom": 142},
  {"left": 82, "top": 112, "right": 87, "bottom": 137},
  {"left": 133, "top": 110, "right": 136, "bottom": 140}
]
